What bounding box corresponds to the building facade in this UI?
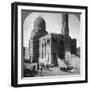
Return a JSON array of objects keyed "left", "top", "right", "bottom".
[{"left": 29, "top": 14, "right": 77, "bottom": 66}]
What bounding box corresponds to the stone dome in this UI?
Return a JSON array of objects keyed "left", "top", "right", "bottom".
[
  {"left": 30, "top": 16, "right": 48, "bottom": 40},
  {"left": 34, "top": 16, "right": 46, "bottom": 31}
]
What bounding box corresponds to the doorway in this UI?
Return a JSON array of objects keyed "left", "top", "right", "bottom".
[{"left": 53, "top": 53, "right": 58, "bottom": 66}]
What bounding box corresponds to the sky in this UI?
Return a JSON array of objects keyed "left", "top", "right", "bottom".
[{"left": 22, "top": 11, "right": 80, "bottom": 48}]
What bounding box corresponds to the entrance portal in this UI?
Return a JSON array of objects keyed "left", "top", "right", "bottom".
[
  {"left": 53, "top": 53, "right": 58, "bottom": 66},
  {"left": 59, "top": 40, "right": 65, "bottom": 59}
]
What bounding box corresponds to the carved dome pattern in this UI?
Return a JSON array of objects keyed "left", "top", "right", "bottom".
[
  {"left": 30, "top": 17, "right": 48, "bottom": 40},
  {"left": 34, "top": 16, "right": 46, "bottom": 31}
]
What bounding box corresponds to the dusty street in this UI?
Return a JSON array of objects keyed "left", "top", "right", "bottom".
[{"left": 34, "top": 66, "right": 80, "bottom": 77}]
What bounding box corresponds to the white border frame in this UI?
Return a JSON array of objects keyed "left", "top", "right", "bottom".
[{"left": 17, "top": 5, "right": 86, "bottom": 84}]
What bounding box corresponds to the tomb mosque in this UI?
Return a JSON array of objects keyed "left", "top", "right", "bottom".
[{"left": 29, "top": 13, "right": 77, "bottom": 66}]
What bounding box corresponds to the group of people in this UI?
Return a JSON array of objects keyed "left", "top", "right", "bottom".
[{"left": 37, "top": 63, "right": 52, "bottom": 74}]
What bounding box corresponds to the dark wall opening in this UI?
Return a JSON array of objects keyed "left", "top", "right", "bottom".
[{"left": 58, "top": 40, "right": 65, "bottom": 59}]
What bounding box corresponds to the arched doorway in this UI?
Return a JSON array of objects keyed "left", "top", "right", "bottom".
[{"left": 58, "top": 40, "right": 65, "bottom": 59}]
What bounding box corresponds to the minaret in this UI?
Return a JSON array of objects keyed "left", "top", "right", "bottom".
[
  {"left": 61, "top": 13, "right": 69, "bottom": 36},
  {"left": 61, "top": 13, "right": 71, "bottom": 63}
]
